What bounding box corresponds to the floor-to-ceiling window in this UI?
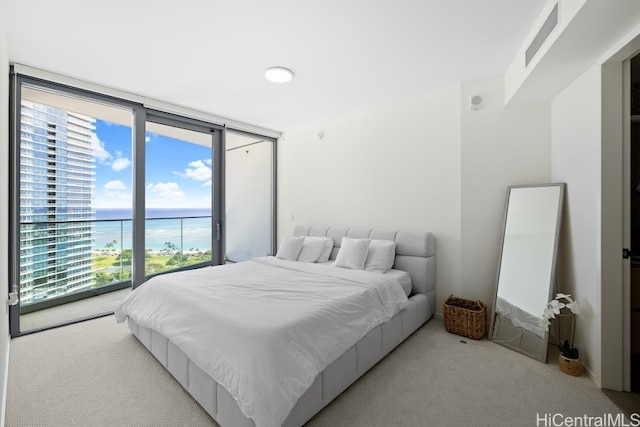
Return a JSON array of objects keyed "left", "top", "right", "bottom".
[
  {"left": 9, "top": 73, "right": 272, "bottom": 336},
  {"left": 14, "top": 82, "right": 135, "bottom": 333}
]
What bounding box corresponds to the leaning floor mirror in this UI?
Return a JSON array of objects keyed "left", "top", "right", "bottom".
[{"left": 489, "top": 183, "right": 565, "bottom": 362}]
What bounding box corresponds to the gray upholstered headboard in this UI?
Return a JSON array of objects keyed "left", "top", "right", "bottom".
[{"left": 292, "top": 225, "right": 436, "bottom": 315}]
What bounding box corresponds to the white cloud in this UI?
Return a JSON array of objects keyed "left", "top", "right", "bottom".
[
  {"left": 103, "top": 180, "right": 129, "bottom": 198},
  {"left": 148, "top": 182, "right": 185, "bottom": 201},
  {"left": 204, "top": 158, "right": 212, "bottom": 166},
  {"left": 91, "top": 133, "right": 112, "bottom": 163},
  {"left": 177, "top": 159, "right": 211, "bottom": 182},
  {"left": 111, "top": 151, "right": 131, "bottom": 172},
  {"left": 91, "top": 133, "right": 131, "bottom": 173},
  {"left": 203, "top": 180, "right": 212, "bottom": 187}
]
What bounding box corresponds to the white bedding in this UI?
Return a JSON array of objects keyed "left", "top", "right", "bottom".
[{"left": 114, "top": 256, "right": 408, "bottom": 427}]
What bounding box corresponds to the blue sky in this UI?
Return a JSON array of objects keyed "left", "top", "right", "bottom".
[{"left": 91, "top": 119, "right": 213, "bottom": 210}]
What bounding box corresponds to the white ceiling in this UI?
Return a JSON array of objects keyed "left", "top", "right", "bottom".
[{"left": 0, "top": 0, "right": 547, "bottom": 133}]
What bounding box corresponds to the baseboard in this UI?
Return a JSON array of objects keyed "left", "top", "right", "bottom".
[
  {"left": 583, "top": 360, "right": 598, "bottom": 387},
  {"left": 0, "top": 338, "right": 9, "bottom": 427}
]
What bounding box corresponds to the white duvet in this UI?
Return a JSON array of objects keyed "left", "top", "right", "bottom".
[{"left": 114, "top": 256, "right": 408, "bottom": 427}]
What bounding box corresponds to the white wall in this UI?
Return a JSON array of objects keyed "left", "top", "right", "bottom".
[
  {"left": 0, "top": 24, "right": 11, "bottom": 427},
  {"left": 550, "top": 66, "right": 602, "bottom": 384},
  {"left": 278, "top": 80, "right": 552, "bottom": 314},
  {"left": 460, "top": 78, "right": 550, "bottom": 308},
  {"left": 278, "top": 86, "right": 463, "bottom": 311}
]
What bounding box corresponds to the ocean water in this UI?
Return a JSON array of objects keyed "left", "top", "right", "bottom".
[{"left": 93, "top": 208, "right": 212, "bottom": 251}]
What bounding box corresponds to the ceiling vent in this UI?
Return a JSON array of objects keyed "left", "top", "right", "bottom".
[{"left": 525, "top": 3, "right": 559, "bottom": 67}]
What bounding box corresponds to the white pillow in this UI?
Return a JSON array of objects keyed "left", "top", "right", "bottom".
[
  {"left": 275, "top": 235, "right": 304, "bottom": 261},
  {"left": 317, "top": 237, "right": 334, "bottom": 262},
  {"left": 364, "top": 239, "right": 396, "bottom": 273},
  {"left": 298, "top": 236, "right": 332, "bottom": 262},
  {"left": 334, "top": 237, "right": 370, "bottom": 270}
]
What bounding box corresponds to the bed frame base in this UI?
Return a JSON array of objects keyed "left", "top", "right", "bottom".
[{"left": 128, "top": 293, "right": 431, "bottom": 427}]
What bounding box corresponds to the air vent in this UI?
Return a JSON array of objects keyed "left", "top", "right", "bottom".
[{"left": 525, "top": 3, "right": 559, "bottom": 67}]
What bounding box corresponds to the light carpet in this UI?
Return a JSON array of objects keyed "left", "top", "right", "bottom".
[{"left": 6, "top": 315, "right": 623, "bottom": 427}]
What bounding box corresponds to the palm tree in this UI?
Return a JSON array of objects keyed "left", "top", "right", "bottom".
[{"left": 105, "top": 239, "right": 118, "bottom": 251}]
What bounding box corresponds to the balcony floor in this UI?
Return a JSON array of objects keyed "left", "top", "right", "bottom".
[{"left": 20, "top": 288, "right": 131, "bottom": 332}]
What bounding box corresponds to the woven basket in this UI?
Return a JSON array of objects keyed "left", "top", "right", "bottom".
[
  {"left": 443, "top": 295, "right": 486, "bottom": 340},
  {"left": 558, "top": 354, "right": 583, "bottom": 376}
]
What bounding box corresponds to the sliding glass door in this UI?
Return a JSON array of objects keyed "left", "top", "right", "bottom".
[
  {"left": 9, "top": 76, "right": 225, "bottom": 336},
  {"left": 143, "top": 119, "right": 219, "bottom": 277}
]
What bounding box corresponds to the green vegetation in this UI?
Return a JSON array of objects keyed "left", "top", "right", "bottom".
[
  {"left": 91, "top": 241, "right": 212, "bottom": 287},
  {"left": 93, "top": 254, "right": 117, "bottom": 269}
]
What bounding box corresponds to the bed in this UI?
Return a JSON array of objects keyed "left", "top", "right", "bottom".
[{"left": 115, "top": 225, "right": 436, "bottom": 427}]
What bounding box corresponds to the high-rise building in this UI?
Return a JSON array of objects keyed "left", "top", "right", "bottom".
[{"left": 19, "top": 100, "right": 96, "bottom": 305}]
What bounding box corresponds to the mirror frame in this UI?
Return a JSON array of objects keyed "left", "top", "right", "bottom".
[{"left": 489, "top": 183, "right": 565, "bottom": 362}]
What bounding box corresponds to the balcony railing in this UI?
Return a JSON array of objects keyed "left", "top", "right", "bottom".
[{"left": 18, "top": 215, "right": 213, "bottom": 309}]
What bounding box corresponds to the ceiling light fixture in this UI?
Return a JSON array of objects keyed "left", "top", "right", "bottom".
[{"left": 265, "top": 67, "right": 294, "bottom": 83}]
